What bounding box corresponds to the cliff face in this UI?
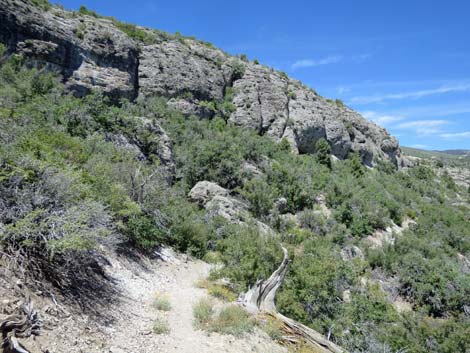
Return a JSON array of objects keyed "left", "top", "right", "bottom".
[
  {"left": 0, "top": 0, "right": 407, "bottom": 167},
  {"left": 0, "top": 0, "right": 139, "bottom": 100}
]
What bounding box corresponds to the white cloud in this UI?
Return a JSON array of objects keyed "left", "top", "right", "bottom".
[
  {"left": 440, "top": 131, "right": 470, "bottom": 140},
  {"left": 337, "top": 86, "right": 350, "bottom": 94},
  {"left": 396, "top": 120, "right": 448, "bottom": 136},
  {"left": 361, "top": 111, "right": 404, "bottom": 125},
  {"left": 385, "top": 103, "right": 470, "bottom": 118},
  {"left": 410, "top": 144, "right": 429, "bottom": 149},
  {"left": 349, "top": 83, "right": 470, "bottom": 104},
  {"left": 291, "top": 56, "right": 342, "bottom": 70}
]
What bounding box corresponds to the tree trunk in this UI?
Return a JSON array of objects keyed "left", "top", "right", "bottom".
[{"left": 239, "top": 245, "right": 346, "bottom": 353}]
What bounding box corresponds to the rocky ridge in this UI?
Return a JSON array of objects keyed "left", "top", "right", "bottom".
[{"left": 0, "top": 0, "right": 407, "bottom": 167}]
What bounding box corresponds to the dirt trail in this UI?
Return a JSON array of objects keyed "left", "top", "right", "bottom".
[
  {"left": 106, "top": 251, "right": 286, "bottom": 353},
  {"left": 1, "top": 249, "right": 285, "bottom": 353}
]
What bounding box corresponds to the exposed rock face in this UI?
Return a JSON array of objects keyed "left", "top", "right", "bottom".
[
  {"left": 130, "top": 117, "right": 175, "bottom": 177},
  {"left": 189, "top": 181, "right": 248, "bottom": 223},
  {"left": 0, "top": 0, "right": 139, "bottom": 100},
  {"left": 139, "top": 41, "right": 234, "bottom": 101},
  {"left": 107, "top": 117, "right": 175, "bottom": 180},
  {"left": 188, "top": 181, "right": 273, "bottom": 234},
  {"left": 188, "top": 181, "right": 230, "bottom": 205},
  {"left": 229, "top": 64, "right": 405, "bottom": 166},
  {"left": 0, "top": 0, "right": 406, "bottom": 167}
]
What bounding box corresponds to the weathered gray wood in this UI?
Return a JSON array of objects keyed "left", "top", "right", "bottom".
[
  {"left": 2, "top": 336, "right": 31, "bottom": 353},
  {"left": 240, "top": 245, "right": 346, "bottom": 353},
  {"left": 1, "top": 298, "right": 43, "bottom": 353},
  {"left": 240, "top": 246, "right": 289, "bottom": 314}
]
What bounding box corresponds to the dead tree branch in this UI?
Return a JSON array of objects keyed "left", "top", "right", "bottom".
[{"left": 239, "top": 245, "right": 346, "bottom": 353}]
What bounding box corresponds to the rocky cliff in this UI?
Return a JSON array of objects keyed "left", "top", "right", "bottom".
[{"left": 0, "top": 0, "right": 407, "bottom": 167}]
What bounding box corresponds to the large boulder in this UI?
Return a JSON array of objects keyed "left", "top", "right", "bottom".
[
  {"left": 188, "top": 181, "right": 230, "bottom": 205},
  {"left": 188, "top": 181, "right": 272, "bottom": 233}
]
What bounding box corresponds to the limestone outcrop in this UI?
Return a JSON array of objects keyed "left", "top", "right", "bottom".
[
  {"left": 0, "top": 0, "right": 139, "bottom": 100},
  {"left": 0, "top": 0, "right": 407, "bottom": 167}
]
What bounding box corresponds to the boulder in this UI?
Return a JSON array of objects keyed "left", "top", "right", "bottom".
[
  {"left": 340, "top": 246, "right": 365, "bottom": 261},
  {"left": 188, "top": 181, "right": 273, "bottom": 234},
  {"left": 188, "top": 181, "right": 230, "bottom": 205}
]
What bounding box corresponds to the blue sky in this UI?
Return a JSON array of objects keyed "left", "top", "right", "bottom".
[{"left": 57, "top": 0, "right": 470, "bottom": 150}]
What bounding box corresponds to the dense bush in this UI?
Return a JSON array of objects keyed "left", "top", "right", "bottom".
[
  {"left": 315, "top": 138, "right": 331, "bottom": 168},
  {"left": 28, "top": 0, "right": 51, "bottom": 10}
]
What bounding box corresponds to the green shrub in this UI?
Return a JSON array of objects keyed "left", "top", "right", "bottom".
[
  {"left": 315, "top": 138, "right": 331, "bottom": 168},
  {"left": 152, "top": 294, "right": 172, "bottom": 311},
  {"left": 75, "top": 23, "right": 86, "bottom": 39},
  {"left": 260, "top": 316, "right": 284, "bottom": 341},
  {"left": 208, "top": 286, "right": 237, "bottom": 302},
  {"left": 202, "top": 251, "right": 222, "bottom": 264},
  {"left": 216, "top": 224, "right": 282, "bottom": 292},
  {"left": 209, "top": 305, "right": 254, "bottom": 336},
  {"left": 152, "top": 318, "right": 170, "bottom": 334},
  {"left": 114, "top": 21, "right": 156, "bottom": 43},
  {"left": 78, "top": 5, "right": 99, "bottom": 17},
  {"left": 28, "top": 0, "right": 51, "bottom": 10},
  {"left": 193, "top": 298, "right": 214, "bottom": 328},
  {"left": 124, "top": 215, "right": 165, "bottom": 249},
  {"left": 348, "top": 152, "right": 366, "bottom": 177},
  {"left": 288, "top": 91, "right": 297, "bottom": 100},
  {"left": 230, "top": 60, "right": 245, "bottom": 80},
  {"left": 239, "top": 178, "right": 275, "bottom": 217}
]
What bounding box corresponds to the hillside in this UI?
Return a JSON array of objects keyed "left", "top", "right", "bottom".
[
  {"left": 440, "top": 149, "right": 470, "bottom": 156},
  {"left": 402, "top": 146, "right": 470, "bottom": 189},
  {"left": 402, "top": 146, "right": 470, "bottom": 163},
  {"left": 0, "top": 0, "right": 408, "bottom": 168},
  {"left": 0, "top": 1, "right": 469, "bottom": 353}
]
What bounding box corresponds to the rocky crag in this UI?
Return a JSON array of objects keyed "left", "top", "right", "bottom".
[{"left": 0, "top": 0, "right": 407, "bottom": 167}]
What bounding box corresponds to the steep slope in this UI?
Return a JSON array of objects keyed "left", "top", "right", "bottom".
[{"left": 0, "top": 0, "right": 407, "bottom": 167}]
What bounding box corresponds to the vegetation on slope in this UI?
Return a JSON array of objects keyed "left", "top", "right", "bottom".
[
  {"left": 402, "top": 146, "right": 470, "bottom": 168},
  {"left": 0, "top": 49, "right": 469, "bottom": 352}
]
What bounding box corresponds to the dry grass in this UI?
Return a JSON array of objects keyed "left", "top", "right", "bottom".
[
  {"left": 193, "top": 299, "right": 254, "bottom": 337},
  {"left": 193, "top": 297, "right": 214, "bottom": 328},
  {"left": 152, "top": 317, "right": 170, "bottom": 334},
  {"left": 259, "top": 316, "right": 284, "bottom": 341},
  {"left": 209, "top": 305, "right": 254, "bottom": 337},
  {"left": 287, "top": 342, "right": 321, "bottom": 353},
  {"left": 195, "top": 279, "right": 236, "bottom": 302},
  {"left": 152, "top": 293, "right": 171, "bottom": 311}
]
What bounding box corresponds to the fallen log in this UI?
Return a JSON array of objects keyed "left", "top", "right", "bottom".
[{"left": 239, "top": 245, "right": 345, "bottom": 353}]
